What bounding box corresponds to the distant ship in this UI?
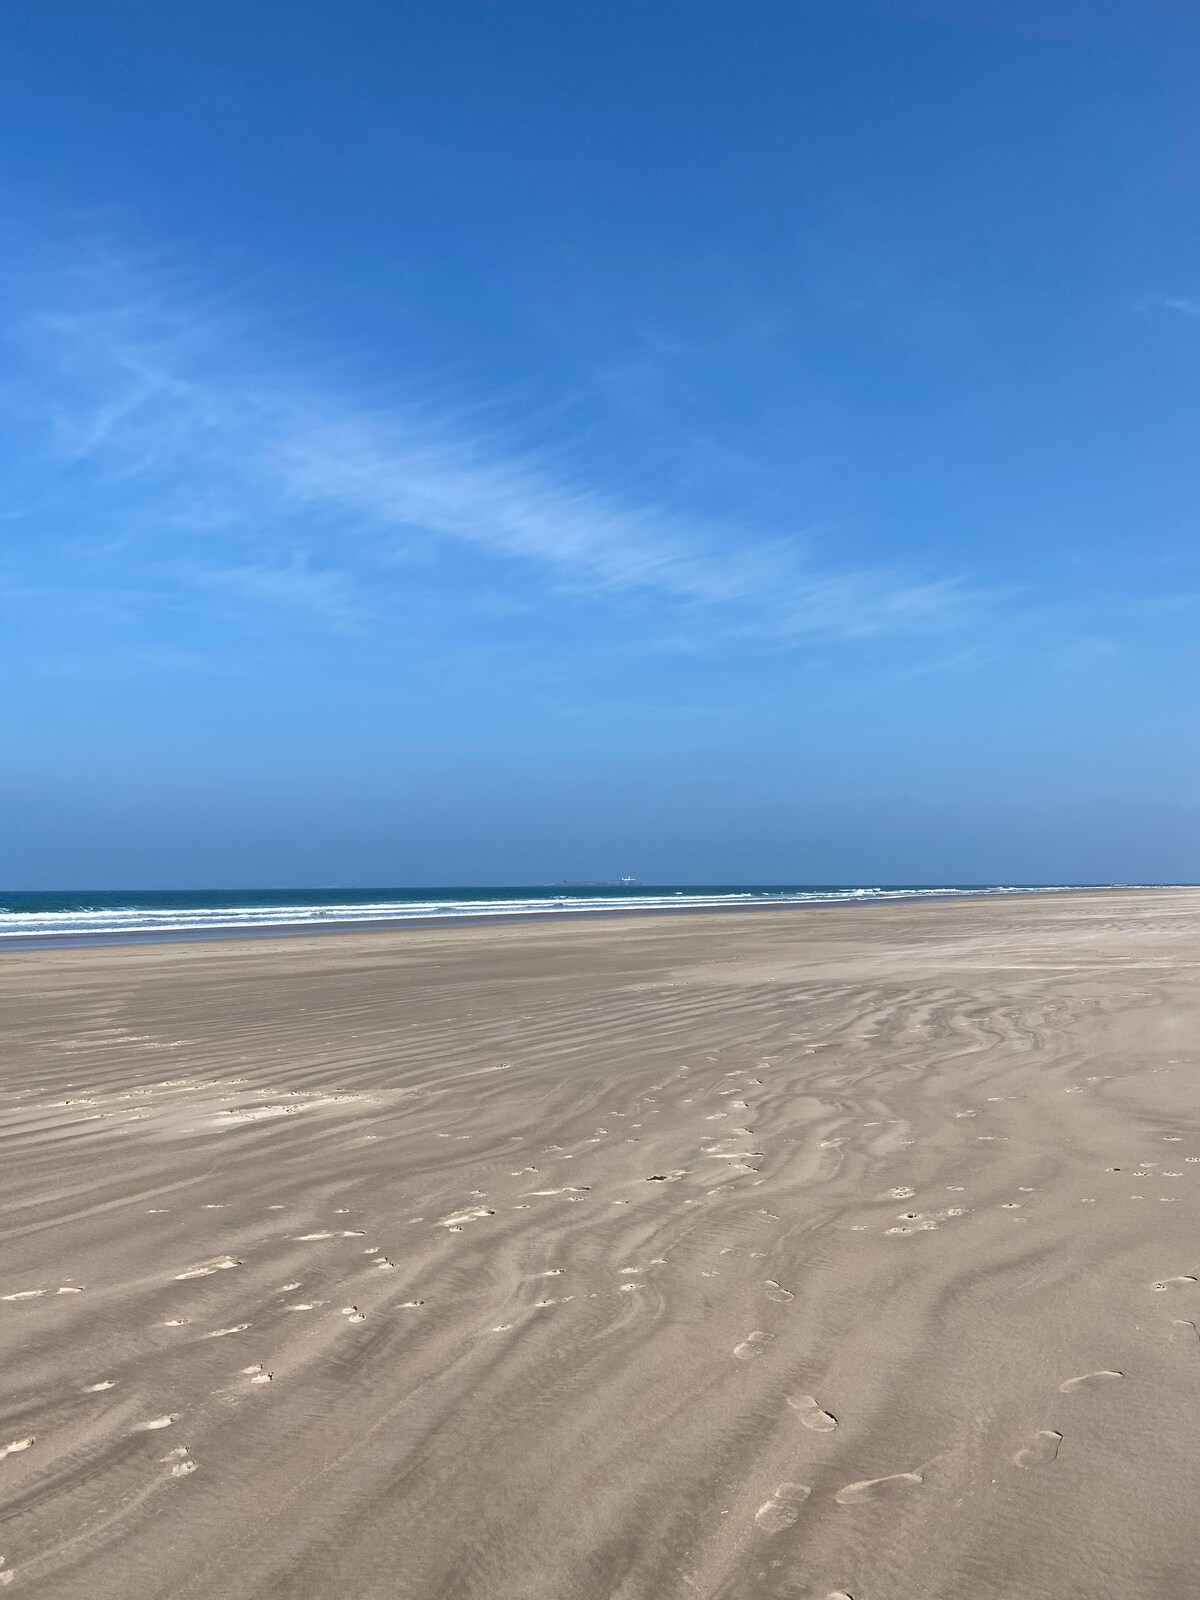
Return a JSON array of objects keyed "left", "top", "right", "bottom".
[{"left": 554, "top": 878, "right": 640, "bottom": 887}]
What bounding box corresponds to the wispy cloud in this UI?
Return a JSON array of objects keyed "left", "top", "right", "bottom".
[
  {"left": 4, "top": 241, "right": 982, "bottom": 644},
  {"left": 268, "top": 403, "right": 973, "bottom": 638},
  {"left": 171, "top": 555, "right": 366, "bottom": 634},
  {"left": 1146, "top": 295, "right": 1200, "bottom": 320}
]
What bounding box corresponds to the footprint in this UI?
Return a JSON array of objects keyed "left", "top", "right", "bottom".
[
  {"left": 1014, "top": 1429, "right": 1062, "bottom": 1468},
  {"left": 204, "top": 1324, "right": 250, "bottom": 1339},
  {"left": 754, "top": 1482, "right": 811, "bottom": 1533},
  {"left": 136, "top": 1416, "right": 176, "bottom": 1431},
  {"left": 84, "top": 1379, "right": 116, "bottom": 1392},
  {"left": 763, "top": 1280, "right": 794, "bottom": 1303},
  {"left": 734, "top": 1331, "right": 772, "bottom": 1361},
  {"left": 439, "top": 1207, "right": 495, "bottom": 1228},
  {"left": 1153, "top": 1277, "right": 1198, "bottom": 1292},
  {"left": 170, "top": 1460, "right": 197, "bottom": 1477},
  {"left": 1059, "top": 1371, "right": 1122, "bottom": 1392},
  {"left": 341, "top": 1306, "right": 366, "bottom": 1322},
  {"left": 0, "top": 1439, "right": 34, "bottom": 1462},
  {"left": 175, "top": 1256, "right": 240, "bottom": 1281},
  {"left": 835, "top": 1471, "right": 923, "bottom": 1504},
  {"left": 1172, "top": 1320, "right": 1199, "bottom": 1343},
  {"left": 788, "top": 1394, "right": 838, "bottom": 1431},
  {"left": 1, "top": 1290, "right": 45, "bottom": 1302}
]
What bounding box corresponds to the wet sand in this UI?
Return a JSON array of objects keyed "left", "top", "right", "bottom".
[{"left": 2, "top": 887, "right": 1200, "bottom": 1598}]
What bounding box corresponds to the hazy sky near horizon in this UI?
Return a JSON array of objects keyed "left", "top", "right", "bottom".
[{"left": 3, "top": 1, "right": 1199, "bottom": 887}]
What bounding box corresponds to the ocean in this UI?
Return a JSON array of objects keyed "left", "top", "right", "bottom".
[{"left": 0, "top": 883, "right": 1096, "bottom": 945}]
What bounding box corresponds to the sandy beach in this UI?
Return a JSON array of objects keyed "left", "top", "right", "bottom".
[{"left": 3, "top": 887, "right": 1200, "bottom": 1599}]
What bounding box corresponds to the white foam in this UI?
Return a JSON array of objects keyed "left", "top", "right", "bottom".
[{"left": 0, "top": 885, "right": 1097, "bottom": 941}]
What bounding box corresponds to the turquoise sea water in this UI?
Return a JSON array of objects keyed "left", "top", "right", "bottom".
[{"left": 0, "top": 883, "right": 1102, "bottom": 944}]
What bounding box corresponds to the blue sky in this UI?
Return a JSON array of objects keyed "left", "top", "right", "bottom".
[{"left": 3, "top": 0, "right": 1199, "bottom": 887}]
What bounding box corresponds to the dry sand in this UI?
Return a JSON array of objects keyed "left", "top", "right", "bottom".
[{"left": 3, "top": 888, "right": 1200, "bottom": 1598}]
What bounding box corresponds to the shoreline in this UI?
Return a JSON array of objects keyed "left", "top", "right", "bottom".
[{"left": 0, "top": 881, "right": 1126, "bottom": 952}]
